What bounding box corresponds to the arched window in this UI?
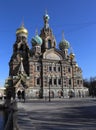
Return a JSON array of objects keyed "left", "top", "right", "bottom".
[
  {"left": 68, "top": 68, "right": 71, "bottom": 73},
  {"left": 48, "top": 40, "right": 51, "bottom": 49},
  {"left": 54, "top": 79, "right": 57, "bottom": 85},
  {"left": 49, "top": 78, "right": 52, "bottom": 85},
  {"left": 37, "top": 78, "right": 40, "bottom": 85},
  {"left": 69, "top": 79, "right": 71, "bottom": 85},
  {"left": 77, "top": 80, "right": 79, "bottom": 85},
  {"left": 58, "top": 79, "right": 61, "bottom": 85}
]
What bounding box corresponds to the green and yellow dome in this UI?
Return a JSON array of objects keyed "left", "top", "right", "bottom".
[{"left": 59, "top": 39, "right": 69, "bottom": 50}]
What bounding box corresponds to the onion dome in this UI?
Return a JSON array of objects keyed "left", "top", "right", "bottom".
[
  {"left": 31, "top": 34, "right": 42, "bottom": 46},
  {"left": 70, "top": 52, "right": 75, "bottom": 60},
  {"left": 75, "top": 63, "right": 78, "bottom": 68},
  {"left": 43, "top": 10, "right": 50, "bottom": 20},
  {"left": 44, "top": 13, "right": 50, "bottom": 21},
  {"left": 59, "top": 39, "right": 69, "bottom": 50},
  {"left": 59, "top": 32, "right": 69, "bottom": 50},
  {"left": 43, "top": 11, "right": 50, "bottom": 29},
  {"left": 16, "top": 24, "right": 28, "bottom": 36}
]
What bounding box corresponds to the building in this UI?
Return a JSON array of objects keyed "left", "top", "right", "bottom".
[
  {"left": 0, "top": 87, "right": 5, "bottom": 99},
  {"left": 5, "top": 12, "right": 88, "bottom": 99}
]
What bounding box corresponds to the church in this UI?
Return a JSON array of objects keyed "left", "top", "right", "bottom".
[{"left": 5, "top": 12, "right": 88, "bottom": 99}]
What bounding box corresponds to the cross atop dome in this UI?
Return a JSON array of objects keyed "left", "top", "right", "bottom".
[
  {"left": 59, "top": 31, "right": 70, "bottom": 50},
  {"left": 43, "top": 10, "right": 50, "bottom": 29}
]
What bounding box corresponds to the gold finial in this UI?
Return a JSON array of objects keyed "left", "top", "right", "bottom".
[
  {"left": 16, "top": 18, "right": 28, "bottom": 36},
  {"left": 70, "top": 52, "right": 75, "bottom": 60},
  {"left": 21, "top": 17, "right": 24, "bottom": 27}
]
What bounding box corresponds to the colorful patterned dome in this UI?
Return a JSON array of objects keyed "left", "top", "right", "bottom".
[
  {"left": 59, "top": 39, "right": 69, "bottom": 50},
  {"left": 31, "top": 34, "right": 42, "bottom": 46}
]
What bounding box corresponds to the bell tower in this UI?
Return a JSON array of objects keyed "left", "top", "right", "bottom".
[
  {"left": 9, "top": 24, "right": 30, "bottom": 76},
  {"left": 40, "top": 12, "right": 56, "bottom": 52}
]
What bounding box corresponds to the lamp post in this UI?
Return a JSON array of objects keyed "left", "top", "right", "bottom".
[{"left": 49, "top": 78, "right": 52, "bottom": 102}]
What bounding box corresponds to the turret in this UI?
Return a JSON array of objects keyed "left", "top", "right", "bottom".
[
  {"left": 59, "top": 32, "right": 69, "bottom": 58},
  {"left": 9, "top": 23, "right": 30, "bottom": 76},
  {"left": 40, "top": 12, "right": 56, "bottom": 52},
  {"left": 31, "top": 30, "right": 42, "bottom": 56}
]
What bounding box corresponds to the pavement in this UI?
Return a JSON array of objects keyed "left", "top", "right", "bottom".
[{"left": 17, "top": 97, "right": 96, "bottom": 130}]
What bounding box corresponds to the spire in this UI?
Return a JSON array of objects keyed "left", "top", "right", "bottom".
[
  {"left": 43, "top": 10, "right": 50, "bottom": 29},
  {"left": 62, "top": 30, "right": 64, "bottom": 41},
  {"left": 35, "top": 28, "right": 38, "bottom": 35},
  {"left": 45, "top": 9, "right": 48, "bottom": 15},
  {"left": 16, "top": 19, "right": 28, "bottom": 36},
  {"left": 21, "top": 17, "right": 24, "bottom": 27},
  {"left": 19, "top": 57, "right": 25, "bottom": 74},
  {"left": 59, "top": 31, "right": 69, "bottom": 51}
]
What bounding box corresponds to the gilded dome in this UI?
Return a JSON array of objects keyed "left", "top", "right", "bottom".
[
  {"left": 70, "top": 52, "right": 75, "bottom": 60},
  {"left": 59, "top": 39, "right": 69, "bottom": 50},
  {"left": 75, "top": 63, "right": 78, "bottom": 69},
  {"left": 16, "top": 25, "right": 28, "bottom": 35},
  {"left": 31, "top": 34, "right": 42, "bottom": 46}
]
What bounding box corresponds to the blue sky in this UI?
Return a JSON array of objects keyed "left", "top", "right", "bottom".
[{"left": 0, "top": 0, "right": 96, "bottom": 86}]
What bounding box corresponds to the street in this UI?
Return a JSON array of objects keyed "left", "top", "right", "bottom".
[{"left": 17, "top": 98, "right": 96, "bottom": 130}]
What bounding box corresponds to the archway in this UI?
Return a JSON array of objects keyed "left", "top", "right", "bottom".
[
  {"left": 17, "top": 90, "right": 22, "bottom": 99},
  {"left": 58, "top": 91, "right": 63, "bottom": 98},
  {"left": 50, "top": 91, "right": 54, "bottom": 98},
  {"left": 68, "top": 90, "right": 75, "bottom": 98}
]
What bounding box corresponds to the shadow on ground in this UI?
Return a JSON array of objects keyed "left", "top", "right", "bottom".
[{"left": 18, "top": 99, "right": 96, "bottom": 130}]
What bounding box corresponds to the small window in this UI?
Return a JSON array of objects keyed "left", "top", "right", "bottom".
[
  {"left": 37, "top": 66, "right": 40, "bottom": 71},
  {"left": 54, "top": 79, "right": 57, "bottom": 85},
  {"left": 49, "top": 79, "right": 52, "bottom": 85},
  {"left": 48, "top": 40, "right": 51, "bottom": 49},
  {"left": 58, "top": 79, "right": 61, "bottom": 85},
  {"left": 69, "top": 79, "right": 71, "bottom": 85},
  {"left": 68, "top": 68, "right": 71, "bottom": 73},
  {"left": 77, "top": 80, "right": 79, "bottom": 85},
  {"left": 54, "top": 67, "right": 56, "bottom": 71},
  {"left": 49, "top": 66, "right": 52, "bottom": 71},
  {"left": 58, "top": 67, "right": 60, "bottom": 72},
  {"left": 37, "top": 78, "right": 40, "bottom": 85}
]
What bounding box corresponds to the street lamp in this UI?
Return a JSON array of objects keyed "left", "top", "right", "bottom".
[{"left": 49, "top": 78, "right": 52, "bottom": 102}]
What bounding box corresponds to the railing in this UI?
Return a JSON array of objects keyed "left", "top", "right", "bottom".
[{"left": 4, "top": 100, "right": 19, "bottom": 130}]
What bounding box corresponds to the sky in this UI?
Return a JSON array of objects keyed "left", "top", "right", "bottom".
[{"left": 0, "top": 0, "right": 96, "bottom": 86}]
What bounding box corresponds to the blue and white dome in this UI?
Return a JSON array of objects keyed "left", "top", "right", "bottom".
[
  {"left": 44, "top": 14, "right": 50, "bottom": 20},
  {"left": 31, "top": 34, "right": 42, "bottom": 46}
]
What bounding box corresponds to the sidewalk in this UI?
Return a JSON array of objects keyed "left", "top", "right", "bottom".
[
  {"left": 17, "top": 98, "right": 96, "bottom": 130},
  {"left": 17, "top": 102, "right": 36, "bottom": 130}
]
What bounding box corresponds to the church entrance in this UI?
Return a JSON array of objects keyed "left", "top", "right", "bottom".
[{"left": 17, "top": 90, "right": 25, "bottom": 101}]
